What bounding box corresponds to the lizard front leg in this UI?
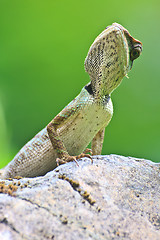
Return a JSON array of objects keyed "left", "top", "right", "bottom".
[
  {"left": 91, "top": 128, "right": 105, "bottom": 155},
  {"left": 47, "top": 106, "right": 92, "bottom": 166}
]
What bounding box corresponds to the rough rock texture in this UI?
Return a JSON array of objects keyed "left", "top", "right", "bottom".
[{"left": 0, "top": 154, "right": 160, "bottom": 240}]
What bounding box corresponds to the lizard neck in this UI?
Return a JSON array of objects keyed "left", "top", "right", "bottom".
[{"left": 85, "top": 82, "right": 111, "bottom": 105}]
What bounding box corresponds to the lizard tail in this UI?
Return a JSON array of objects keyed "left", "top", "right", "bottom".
[{"left": 0, "top": 168, "right": 5, "bottom": 179}]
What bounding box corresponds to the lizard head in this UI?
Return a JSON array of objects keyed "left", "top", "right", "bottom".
[
  {"left": 85, "top": 23, "right": 142, "bottom": 98},
  {"left": 115, "top": 23, "right": 142, "bottom": 71}
]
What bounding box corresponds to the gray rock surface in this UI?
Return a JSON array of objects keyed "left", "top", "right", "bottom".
[{"left": 0, "top": 154, "right": 160, "bottom": 240}]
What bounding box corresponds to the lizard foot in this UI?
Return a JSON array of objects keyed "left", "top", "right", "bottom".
[
  {"left": 76, "top": 153, "right": 93, "bottom": 164},
  {"left": 56, "top": 152, "right": 93, "bottom": 166},
  {"left": 56, "top": 156, "right": 79, "bottom": 167},
  {"left": 83, "top": 148, "right": 93, "bottom": 155}
]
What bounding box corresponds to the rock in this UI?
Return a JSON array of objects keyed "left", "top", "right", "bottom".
[{"left": 0, "top": 154, "right": 160, "bottom": 240}]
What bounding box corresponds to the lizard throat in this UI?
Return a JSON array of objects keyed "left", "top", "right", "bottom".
[{"left": 90, "top": 62, "right": 126, "bottom": 98}]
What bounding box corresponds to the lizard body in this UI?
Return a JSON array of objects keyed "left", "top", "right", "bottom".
[
  {"left": 0, "top": 23, "right": 142, "bottom": 179},
  {"left": 3, "top": 88, "right": 113, "bottom": 178}
]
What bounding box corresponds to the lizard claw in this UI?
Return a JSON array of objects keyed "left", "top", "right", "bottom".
[
  {"left": 83, "top": 148, "right": 93, "bottom": 155},
  {"left": 56, "top": 152, "right": 93, "bottom": 167},
  {"left": 76, "top": 153, "right": 93, "bottom": 164},
  {"left": 56, "top": 156, "right": 79, "bottom": 167}
]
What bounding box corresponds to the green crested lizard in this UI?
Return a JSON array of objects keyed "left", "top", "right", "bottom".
[{"left": 0, "top": 23, "right": 142, "bottom": 179}]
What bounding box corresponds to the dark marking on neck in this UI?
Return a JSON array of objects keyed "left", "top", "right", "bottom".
[{"left": 85, "top": 83, "right": 93, "bottom": 95}]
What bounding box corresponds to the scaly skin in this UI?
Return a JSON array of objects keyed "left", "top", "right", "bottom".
[{"left": 0, "top": 23, "right": 142, "bottom": 179}]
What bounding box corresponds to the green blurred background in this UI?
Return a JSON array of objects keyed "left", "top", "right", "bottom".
[{"left": 0, "top": 0, "right": 160, "bottom": 168}]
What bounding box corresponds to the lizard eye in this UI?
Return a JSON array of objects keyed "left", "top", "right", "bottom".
[{"left": 130, "top": 46, "right": 142, "bottom": 61}]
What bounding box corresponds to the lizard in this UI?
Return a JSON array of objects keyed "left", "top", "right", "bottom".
[{"left": 0, "top": 23, "right": 142, "bottom": 179}]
